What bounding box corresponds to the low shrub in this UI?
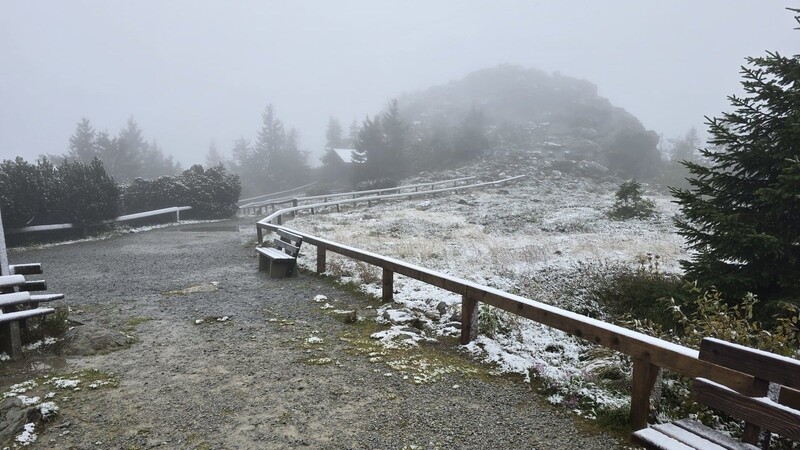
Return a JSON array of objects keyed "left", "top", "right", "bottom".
[
  {"left": 355, "top": 177, "right": 398, "bottom": 191},
  {"left": 121, "top": 164, "right": 240, "bottom": 220},
  {"left": 0, "top": 157, "right": 119, "bottom": 229},
  {"left": 588, "top": 257, "right": 691, "bottom": 330},
  {"left": 608, "top": 179, "right": 656, "bottom": 220}
]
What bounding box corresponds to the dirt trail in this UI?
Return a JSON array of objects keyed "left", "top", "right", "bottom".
[{"left": 2, "top": 219, "right": 624, "bottom": 449}]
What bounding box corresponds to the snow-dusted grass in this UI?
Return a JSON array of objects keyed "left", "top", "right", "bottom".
[{"left": 286, "top": 171, "right": 687, "bottom": 414}]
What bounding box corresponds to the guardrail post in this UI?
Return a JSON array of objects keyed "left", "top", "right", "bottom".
[
  {"left": 631, "top": 358, "right": 660, "bottom": 430},
  {"left": 316, "top": 247, "right": 326, "bottom": 274},
  {"left": 336, "top": 204, "right": 340, "bottom": 213},
  {"left": 276, "top": 215, "right": 282, "bottom": 225},
  {"left": 292, "top": 199, "right": 298, "bottom": 218},
  {"left": 257, "top": 226, "right": 263, "bottom": 245},
  {"left": 460, "top": 292, "right": 479, "bottom": 345},
  {"left": 176, "top": 209, "right": 181, "bottom": 223},
  {"left": 382, "top": 269, "right": 393, "bottom": 302}
]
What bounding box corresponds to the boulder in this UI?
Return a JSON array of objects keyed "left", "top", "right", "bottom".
[
  {"left": 0, "top": 397, "right": 40, "bottom": 445},
  {"left": 56, "top": 325, "right": 134, "bottom": 356}
]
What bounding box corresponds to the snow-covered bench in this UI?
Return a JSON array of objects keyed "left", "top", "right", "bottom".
[
  {"left": 0, "top": 266, "right": 64, "bottom": 360},
  {"left": 633, "top": 337, "right": 800, "bottom": 449},
  {"left": 256, "top": 229, "right": 303, "bottom": 278}
]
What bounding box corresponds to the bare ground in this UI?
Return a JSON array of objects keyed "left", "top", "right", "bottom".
[{"left": 2, "top": 218, "right": 626, "bottom": 449}]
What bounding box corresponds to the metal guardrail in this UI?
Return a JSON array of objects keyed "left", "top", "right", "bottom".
[
  {"left": 254, "top": 175, "right": 759, "bottom": 430},
  {"left": 7, "top": 206, "right": 192, "bottom": 234}
]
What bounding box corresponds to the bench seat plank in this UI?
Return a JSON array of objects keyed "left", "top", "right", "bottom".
[
  {"left": 671, "top": 419, "right": 759, "bottom": 450},
  {"left": 632, "top": 427, "right": 695, "bottom": 450},
  {"left": 0, "top": 275, "right": 26, "bottom": 289},
  {"left": 652, "top": 423, "right": 728, "bottom": 450},
  {"left": 9, "top": 264, "right": 43, "bottom": 275},
  {"left": 0, "top": 292, "right": 31, "bottom": 307},
  {"left": 256, "top": 247, "right": 295, "bottom": 261},
  {"left": 0, "top": 307, "right": 55, "bottom": 324},
  {"left": 18, "top": 280, "right": 47, "bottom": 292}
]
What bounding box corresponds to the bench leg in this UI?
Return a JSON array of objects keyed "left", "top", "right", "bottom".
[
  {"left": 0, "top": 321, "right": 23, "bottom": 360},
  {"left": 267, "top": 260, "right": 296, "bottom": 279}
]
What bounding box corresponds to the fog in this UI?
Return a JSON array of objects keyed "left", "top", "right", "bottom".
[{"left": 0, "top": 1, "right": 795, "bottom": 166}]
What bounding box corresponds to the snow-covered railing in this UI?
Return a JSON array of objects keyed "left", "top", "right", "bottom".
[
  {"left": 240, "top": 176, "right": 476, "bottom": 215},
  {"left": 254, "top": 176, "right": 757, "bottom": 431},
  {"left": 7, "top": 206, "right": 192, "bottom": 234},
  {"left": 252, "top": 176, "right": 516, "bottom": 223},
  {"left": 238, "top": 182, "right": 318, "bottom": 206}
]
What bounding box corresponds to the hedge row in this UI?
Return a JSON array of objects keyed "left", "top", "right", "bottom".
[
  {"left": 0, "top": 158, "right": 241, "bottom": 230},
  {"left": 121, "top": 165, "right": 241, "bottom": 219},
  {"left": 0, "top": 157, "right": 118, "bottom": 228}
]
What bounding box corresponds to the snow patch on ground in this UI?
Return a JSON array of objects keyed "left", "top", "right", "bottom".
[{"left": 288, "top": 172, "right": 686, "bottom": 410}]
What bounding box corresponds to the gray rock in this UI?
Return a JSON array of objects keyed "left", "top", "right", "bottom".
[
  {"left": 0, "top": 397, "right": 41, "bottom": 445},
  {"left": 435, "top": 302, "right": 448, "bottom": 316},
  {"left": 56, "top": 325, "right": 134, "bottom": 356}
]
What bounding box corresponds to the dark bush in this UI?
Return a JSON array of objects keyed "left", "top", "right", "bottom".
[
  {"left": 55, "top": 159, "right": 119, "bottom": 225},
  {"left": 0, "top": 157, "right": 118, "bottom": 229},
  {"left": 355, "top": 177, "right": 398, "bottom": 191},
  {"left": 588, "top": 259, "right": 692, "bottom": 331},
  {"left": 181, "top": 165, "right": 241, "bottom": 219},
  {"left": 608, "top": 179, "right": 656, "bottom": 220},
  {"left": 121, "top": 164, "right": 240, "bottom": 219}
]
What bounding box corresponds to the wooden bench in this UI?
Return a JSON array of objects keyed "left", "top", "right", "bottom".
[
  {"left": 633, "top": 337, "right": 800, "bottom": 449},
  {"left": 0, "top": 265, "right": 64, "bottom": 360},
  {"left": 256, "top": 229, "right": 303, "bottom": 278}
]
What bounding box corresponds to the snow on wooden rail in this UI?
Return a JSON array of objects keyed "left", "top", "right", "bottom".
[
  {"left": 254, "top": 176, "right": 759, "bottom": 431},
  {"left": 7, "top": 206, "right": 192, "bottom": 234},
  {"left": 241, "top": 176, "right": 477, "bottom": 214},
  {"left": 238, "top": 182, "right": 318, "bottom": 205},
  {"left": 254, "top": 175, "right": 520, "bottom": 225}
]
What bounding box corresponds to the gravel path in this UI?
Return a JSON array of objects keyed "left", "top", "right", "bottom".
[{"left": 3, "top": 218, "right": 625, "bottom": 449}]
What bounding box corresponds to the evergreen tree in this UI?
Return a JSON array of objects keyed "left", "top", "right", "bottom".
[
  {"left": 454, "top": 107, "right": 489, "bottom": 161},
  {"left": 672, "top": 11, "right": 800, "bottom": 310},
  {"left": 112, "top": 118, "right": 147, "bottom": 180},
  {"left": 669, "top": 127, "right": 701, "bottom": 163},
  {"left": 205, "top": 141, "right": 226, "bottom": 168},
  {"left": 352, "top": 115, "right": 382, "bottom": 182},
  {"left": 68, "top": 118, "right": 98, "bottom": 162},
  {"left": 325, "top": 116, "right": 344, "bottom": 150},
  {"left": 321, "top": 117, "right": 344, "bottom": 171},
  {"left": 381, "top": 99, "right": 408, "bottom": 179},
  {"left": 267, "top": 128, "right": 309, "bottom": 188}
]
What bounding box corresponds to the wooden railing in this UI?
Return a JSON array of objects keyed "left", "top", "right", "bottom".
[
  {"left": 238, "top": 182, "right": 318, "bottom": 207},
  {"left": 8, "top": 206, "right": 192, "bottom": 234},
  {"left": 241, "top": 176, "right": 477, "bottom": 215},
  {"left": 254, "top": 177, "right": 758, "bottom": 430}
]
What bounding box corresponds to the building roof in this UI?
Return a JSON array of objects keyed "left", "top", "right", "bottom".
[{"left": 333, "top": 148, "right": 357, "bottom": 164}]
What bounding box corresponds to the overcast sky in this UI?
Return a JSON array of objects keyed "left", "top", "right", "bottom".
[{"left": 1, "top": 1, "right": 796, "bottom": 166}]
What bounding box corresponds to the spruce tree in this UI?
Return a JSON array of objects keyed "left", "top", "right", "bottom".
[{"left": 672, "top": 10, "right": 800, "bottom": 309}]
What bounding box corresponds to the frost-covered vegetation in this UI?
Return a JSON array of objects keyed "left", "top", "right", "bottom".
[{"left": 286, "top": 157, "right": 799, "bottom": 429}]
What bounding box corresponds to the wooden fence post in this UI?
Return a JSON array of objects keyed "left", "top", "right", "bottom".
[
  {"left": 631, "top": 357, "right": 660, "bottom": 430},
  {"left": 257, "top": 226, "right": 263, "bottom": 245},
  {"left": 382, "top": 269, "right": 393, "bottom": 303},
  {"left": 176, "top": 209, "right": 181, "bottom": 223},
  {"left": 316, "top": 247, "right": 326, "bottom": 274},
  {"left": 276, "top": 215, "right": 282, "bottom": 225},
  {"left": 460, "top": 292, "right": 479, "bottom": 345},
  {"left": 292, "top": 199, "right": 298, "bottom": 218}
]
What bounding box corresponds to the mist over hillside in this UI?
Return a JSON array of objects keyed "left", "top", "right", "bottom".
[{"left": 383, "top": 65, "right": 662, "bottom": 180}]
